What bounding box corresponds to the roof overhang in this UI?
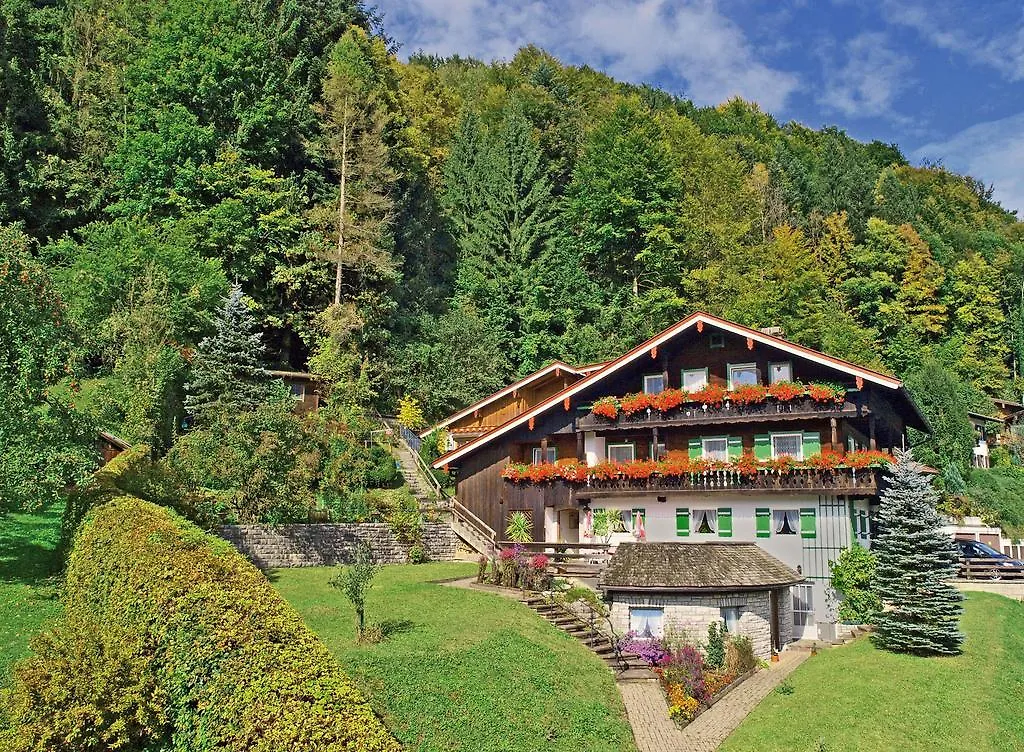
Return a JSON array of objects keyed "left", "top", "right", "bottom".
[
  {"left": 433, "top": 311, "right": 919, "bottom": 469},
  {"left": 599, "top": 582, "right": 804, "bottom": 594},
  {"left": 420, "top": 360, "right": 584, "bottom": 438}
]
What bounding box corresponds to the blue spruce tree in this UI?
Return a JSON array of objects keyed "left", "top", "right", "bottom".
[
  {"left": 184, "top": 284, "right": 274, "bottom": 422},
  {"left": 871, "top": 450, "right": 963, "bottom": 655}
]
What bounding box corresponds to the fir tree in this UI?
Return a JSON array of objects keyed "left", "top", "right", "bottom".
[
  {"left": 871, "top": 450, "right": 964, "bottom": 656},
  {"left": 184, "top": 284, "right": 273, "bottom": 422}
]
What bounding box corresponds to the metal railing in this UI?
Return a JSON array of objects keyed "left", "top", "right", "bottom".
[
  {"left": 378, "top": 413, "right": 446, "bottom": 501},
  {"left": 542, "top": 590, "right": 628, "bottom": 672}
]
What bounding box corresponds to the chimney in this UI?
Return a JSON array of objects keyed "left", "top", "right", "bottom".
[{"left": 759, "top": 326, "right": 785, "bottom": 339}]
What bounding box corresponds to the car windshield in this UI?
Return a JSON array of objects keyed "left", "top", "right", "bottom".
[{"left": 971, "top": 541, "right": 1005, "bottom": 557}]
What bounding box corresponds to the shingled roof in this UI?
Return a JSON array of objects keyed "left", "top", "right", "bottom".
[{"left": 600, "top": 542, "right": 804, "bottom": 593}]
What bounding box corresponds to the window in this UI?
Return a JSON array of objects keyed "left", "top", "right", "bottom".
[
  {"left": 289, "top": 381, "right": 305, "bottom": 399},
  {"left": 768, "top": 361, "right": 792, "bottom": 384},
  {"left": 693, "top": 508, "right": 718, "bottom": 534},
  {"left": 682, "top": 368, "right": 709, "bottom": 391},
  {"left": 792, "top": 584, "right": 814, "bottom": 628},
  {"left": 649, "top": 442, "right": 667, "bottom": 460},
  {"left": 532, "top": 446, "right": 557, "bottom": 464},
  {"left": 771, "top": 432, "right": 803, "bottom": 460},
  {"left": 629, "top": 607, "right": 664, "bottom": 639},
  {"left": 702, "top": 437, "right": 729, "bottom": 461},
  {"left": 720, "top": 606, "right": 741, "bottom": 633},
  {"left": 773, "top": 509, "right": 800, "bottom": 535},
  {"left": 709, "top": 333, "right": 725, "bottom": 349},
  {"left": 643, "top": 373, "right": 666, "bottom": 394},
  {"left": 607, "top": 443, "right": 635, "bottom": 463},
  {"left": 728, "top": 362, "right": 759, "bottom": 388}
]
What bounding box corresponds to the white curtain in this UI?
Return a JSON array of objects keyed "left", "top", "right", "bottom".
[
  {"left": 773, "top": 509, "right": 800, "bottom": 534},
  {"left": 695, "top": 508, "right": 718, "bottom": 534}
]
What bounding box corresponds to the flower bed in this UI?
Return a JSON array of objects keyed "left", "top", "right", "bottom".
[
  {"left": 618, "top": 624, "right": 759, "bottom": 726},
  {"left": 501, "top": 450, "right": 893, "bottom": 484},
  {"left": 587, "top": 380, "right": 847, "bottom": 420}
]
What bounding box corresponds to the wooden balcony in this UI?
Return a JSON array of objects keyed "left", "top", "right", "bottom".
[
  {"left": 502, "top": 466, "right": 881, "bottom": 504},
  {"left": 576, "top": 395, "right": 862, "bottom": 432}
]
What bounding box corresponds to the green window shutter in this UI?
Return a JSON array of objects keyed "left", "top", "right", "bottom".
[
  {"left": 676, "top": 508, "right": 690, "bottom": 537},
  {"left": 718, "top": 507, "right": 733, "bottom": 537},
  {"left": 802, "top": 431, "right": 821, "bottom": 458},
  {"left": 755, "top": 508, "right": 771, "bottom": 538},
  {"left": 727, "top": 436, "right": 743, "bottom": 460},
  {"left": 753, "top": 434, "right": 771, "bottom": 460},
  {"left": 800, "top": 508, "right": 817, "bottom": 539},
  {"left": 688, "top": 437, "right": 702, "bottom": 459},
  {"left": 631, "top": 508, "right": 646, "bottom": 524}
]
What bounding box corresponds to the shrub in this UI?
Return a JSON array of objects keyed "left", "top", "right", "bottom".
[
  {"left": 830, "top": 544, "right": 882, "bottom": 623},
  {"left": 28, "top": 496, "right": 399, "bottom": 752},
  {"left": 725, "top": 635, "right": 757, "bottom": 675},
  {"left": 408, "top": 544, "right": 427, "bottom": 564},
  {"left": 366, "top": 488, "right": 423, "bottom": 544},
  {"left": 330, "top": 543, "right": 380, "bottom": 638},
  {"left": 705, "top": 621, "right": 725, "bottom": 670},
  {"left": 477, "top": 555, "right": 488, "bottom": 583}
]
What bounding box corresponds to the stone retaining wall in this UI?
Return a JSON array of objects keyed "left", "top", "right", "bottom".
[{"left": 218, "top": 522, "right": 457, "bottom": 568}]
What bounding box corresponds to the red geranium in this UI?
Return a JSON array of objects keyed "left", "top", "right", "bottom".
[
  {"left": 502, "top": 463, "right": 528, "bottom": 482},
  {"left": 592, "top": 396, "right": 619, "bottom": 420},
  {"left": 807, "top": 382, "right": 846, "bottom": 404},
  {"left": 692, "top": 384, "right": 728, "bottom": 408},
  {"left": 529, "top": 554, "right": 550, "bottom": 570},
  {"left": 619, "top": 460, "right": 658, "bottom": 480},
  {"left": 767, "top": 381, "right": 805, "bottom": 402},
  {"left": 591, "top": 461, "right": 621, "bottom": 480},
  {"left": 620, "top": 392, "right": 653, "bottom": 415},
  {"left": 844, "top": 449, "right": 893, "bottom": 469},
  {"left": 765, "top": 455, "right": 797, "bottom": 474},
  {"left": 556, "top": 460, "right": 589, "bottom": 483},
  {"left": 652, "top": 388, "right": 687, "bottom": 413},
  {"left": 733, "top": 451, "right": 762, "bottom": 477},
  {"left": 658, "top": 456, "right": 692, "bottom": 477},
  {"left": 807, "top": 450, "right": 843, "bottom": 470},
  {"left": 730, "top": 384, "right": 768, "bottom": 406}
]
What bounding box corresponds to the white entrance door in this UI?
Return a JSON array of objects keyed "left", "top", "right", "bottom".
[
  {"left": 792, "top": 584, "right": 816, "bottom": 640},
  {"left": 558, "top": 509, "right": 580, "bottom": 543}
]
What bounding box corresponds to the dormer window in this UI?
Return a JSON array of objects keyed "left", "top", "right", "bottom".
[
  {"left": 768, "top": 361, "right": 792, "bottom": 384},
  {"left": 709, "top": 333, "right": 725, "bottom": 349},
  {"left": 643, "top": 374, "right": 665, "bottom": 394}
]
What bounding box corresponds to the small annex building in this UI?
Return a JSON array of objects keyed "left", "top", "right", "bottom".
[{"left": 599, "top": 542, "right": 804, "bottom": 658}]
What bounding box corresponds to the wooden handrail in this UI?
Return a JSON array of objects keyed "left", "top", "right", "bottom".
[{"left": 452, "top": 498, "right": 497, "bottom": 546}]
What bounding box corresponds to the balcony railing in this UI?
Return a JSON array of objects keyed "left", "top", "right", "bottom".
[
  {"left": 576, "top": 394, "right": 859, "bottom": 431},
  {"left": 503, "top": 466, "right": 881, "bottom": 500}
]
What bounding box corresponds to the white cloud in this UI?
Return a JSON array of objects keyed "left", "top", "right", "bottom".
[
  {"left": 881, "top": 0, "right": 1024, "bottom": 81},
  {"left": 912, "top": 112, "right": 1024, "bottom": 216},
  {"left": 376, "top": 0, "right": 800, "bottom": 110},
  {"left": 818, "top": 32, "right": 913, "bottom": 118}
]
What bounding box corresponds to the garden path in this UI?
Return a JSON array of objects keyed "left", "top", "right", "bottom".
[{"left": 618, "top": 650, "right": 808, "bottom": 752}]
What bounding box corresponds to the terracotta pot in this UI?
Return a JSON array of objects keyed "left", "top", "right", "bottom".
[{"left": 770, "top": 653, "right": 780, "bottom": 663}]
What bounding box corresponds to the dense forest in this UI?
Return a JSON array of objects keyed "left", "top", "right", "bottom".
[{"left": 4, "top": 0, "right": 1024, "bottom": 530}]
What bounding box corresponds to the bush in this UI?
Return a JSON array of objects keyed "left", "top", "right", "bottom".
[
  {"left": 408, "top": 544, "right": 427, "bottom": 564},
  {"left": 830, "top": 544, "right": 882, "bottom": 623},
  {"left": 16, "top": 496, "right": 400, "bottom": 752},
  {"left": 705, "top": 621, "right": 725, "bottom": 670},
  {"left": 365, "top": 488, "right": 422, "bottom": 544},
  {"left": 725, "top": 635, "right": 757, "bottom": 675}
]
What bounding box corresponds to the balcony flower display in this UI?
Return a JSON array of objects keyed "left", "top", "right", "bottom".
[
  {"left": 766, "top": 380, "right": 805, "bottom": 401},
  {"left": 652, "top": 388, "right": 687, "bottom": 413},
  {"left": 807, "top": 382, "right": 846, "bottom": 404},
  {"left": 592, "top": 396, "right": 620, "bottom": 420},
  {"left": 691, "top": 383, "right": 728, "bottom": 408},
  {"left": 502, "top": 450, "right": 894, "bottom": 484},
  {"left": 620, "top": 392, "right": 653, "bottom": 415},
  {"left": 730, "top": 384, "right": 768, "bottom": 406}
]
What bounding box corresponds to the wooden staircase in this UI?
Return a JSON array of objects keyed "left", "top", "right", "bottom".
[{"left": 520, "top": 594, "right": 656, "bottom": 681}]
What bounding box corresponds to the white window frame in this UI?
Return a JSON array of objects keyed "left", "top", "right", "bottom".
[
  {"left": 768, "top": 360, "right": 792, "bottom": 384},
  {"left": 682, "top": 368, "right": 709, "bottom": 391},
  {"left": 773, "top": 509, "right": 800, "bottom": 535},
  {"left": 532, "top": 446, "right": 557, "bottom": 464},
  {"left": 649, "top": 442, "right": 667, "bottom": 460},
  {"left": 607, "top": 443, "right": 636, "bottom": 463},
  {"left": 721, "top": 606, "right": 742, "bottom": 633},
  {"left": 702, "top": 436, "right": 729, "bottom": 462},
  {"left": 692, "top": 508, "right": 718, "bottom": 535},
  {"left": 771, "top": 432, "right": 804, "bottom": 460},
  {"left": 643, "top": 373, "right": 666, "bottom": 395},
  {"left": 727, "top": 362, "right": 759, "bottom": 389},
  {"left": 629, "top": 606, "right": 665, "bottom": 639}
]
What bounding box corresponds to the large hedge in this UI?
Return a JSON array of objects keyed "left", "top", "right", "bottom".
[{"left": 7, "top": 496, "right": 400, "bottom": 752}]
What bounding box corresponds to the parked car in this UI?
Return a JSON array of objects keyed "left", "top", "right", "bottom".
[{"left": 953, "top": 539, "right": 1024, "bottom": 580}]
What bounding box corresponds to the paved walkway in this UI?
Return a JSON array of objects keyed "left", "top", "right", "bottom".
[{"left": 618, "top": 650, "right": 808, "bottom": 752}]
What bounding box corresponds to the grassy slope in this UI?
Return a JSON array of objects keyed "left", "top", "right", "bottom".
[
  {"left": 722, "top": 592, "right": 1024, "bottom": 752},
  {"left": 0, "top": 505, "right": 63, "bottom": 684},
  {"left": 273, "top": 563, "right": 637, "bottom": 752}
]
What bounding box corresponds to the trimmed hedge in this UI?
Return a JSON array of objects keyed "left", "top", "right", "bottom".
[{"left": 11, "top": 496, "right": 400, "bottom": 752}]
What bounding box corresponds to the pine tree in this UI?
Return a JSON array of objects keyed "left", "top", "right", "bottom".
[
  {"left": 871, "top": 450, "right": 964, "bottom": 656},
  {"left": 184, "top": 284, "right": 273, "bottom": 422}
]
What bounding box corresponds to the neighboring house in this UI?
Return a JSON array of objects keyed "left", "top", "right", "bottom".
[
  {"left": 600, "top": 542, "right": 804, "bottom": 658},
  {"left": 432, "top": 311, "right": 929, "bottom": 641},
  {"left": 97, "top": 431, "right": 130, "bottom": 466},
  {"left": 421, "top": 360, "right": 606, "bottom": 450},
  {"left": 967, "top": 399, "right": 1024, "bottom": 468},
  {"left": 941, "top": 516, "right": 1024, "bottom": 560},
  {"left": 269, "top": 370, "right": 323, "bottom": 415}
]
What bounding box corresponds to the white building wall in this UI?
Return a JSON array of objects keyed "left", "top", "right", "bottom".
[{"left": 584, "top": 494, "right": 860, "bottom": 635}]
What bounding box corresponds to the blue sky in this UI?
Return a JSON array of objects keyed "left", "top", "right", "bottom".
[{"left": 375, "top": 0, "right": 1024, "bottom": 216}]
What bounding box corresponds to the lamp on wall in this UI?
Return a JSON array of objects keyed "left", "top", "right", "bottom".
[
  {"left": 577, "top": 498, "right": 591, "bottom": 510},
  {"left": 657, "top": 496, "right": 667, "bottom": 504}
]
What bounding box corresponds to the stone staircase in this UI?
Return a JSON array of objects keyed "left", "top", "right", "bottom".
[
  {"left": 392, "top": 441, "right": 437, "bottom": 504},
  {"left": 521, "top": 594, "right": 656, "bottom": 681},
  {"left": 790, "top": 624, "right": 873, "bottom": 651}
]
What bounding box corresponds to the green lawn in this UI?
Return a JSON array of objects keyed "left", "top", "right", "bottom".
[
  {"left": 272, "top": 563, "right": 637, "bottom": 752},
  {"left": 0, "top": 505, "right": 64, "bottom": 684},
  {"left": 722, "top": 591, "right": 1024, "bottom": 752}
]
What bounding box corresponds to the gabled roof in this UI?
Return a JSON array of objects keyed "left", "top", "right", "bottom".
[
  {"left": 600, "top": 542, "right": 804, "bottom": 593},
  {"left": 433, "top": 311, "right": 924, "bottom": 469},
  {"left": 420, "top": 360, "right": 585, "bottom": 438}
]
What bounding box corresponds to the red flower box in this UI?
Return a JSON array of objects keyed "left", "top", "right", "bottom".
[
  {"left": 767, "top": 381, "right": 805, "bottom": 402},
  {"left": 730, "top": 384, "right": 768, "bottom": 406},
  {"left": 620, "top": 392, "right": 653, "bottom": 415},
  {"left": 691, "top": 384, "right": 728, "bottom": 408},
  {"left": 652, "top": 388, "right": 687, "bottom": 413},
  {"left": 592, "top": 396, "right": 619, "bottom": 420}
]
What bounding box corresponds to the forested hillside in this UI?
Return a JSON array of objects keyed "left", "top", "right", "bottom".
[{"left": 4, "top": 0, "right": 1024, "bottom": 518}]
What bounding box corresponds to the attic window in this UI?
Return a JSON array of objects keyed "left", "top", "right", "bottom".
[{"left": 709, "top": 333, "right": 725, "bottom": 349}]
